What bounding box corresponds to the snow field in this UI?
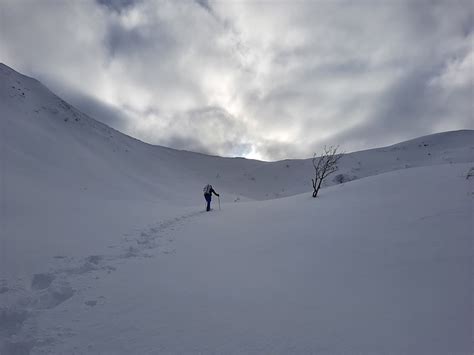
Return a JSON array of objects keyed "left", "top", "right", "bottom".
[{"left": 1, "top": 63, "right": 473, "bottom": 353}]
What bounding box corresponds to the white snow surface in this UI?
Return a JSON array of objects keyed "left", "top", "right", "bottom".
[{"left": 1, "top": 63, "right": 473, "bottom": 354}]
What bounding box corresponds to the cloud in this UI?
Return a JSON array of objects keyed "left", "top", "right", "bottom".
[
  {"left": 127, "top": 106, "right": 254, "bottom": 158},
  {"left": 0, "top": 0, "right": 472, "bottom": 161},
  {"left": 97, "top": 0, "right": 139, "bottom": 13},
  {"left": 194, "top": 0, "right": 213, "bottom": 14},
  {"left": 54, "top": 82, "right": 131, "bottom": 130}
]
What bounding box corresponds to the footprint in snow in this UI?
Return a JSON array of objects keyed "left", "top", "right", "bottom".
[{"left": 1, "top": 211, "right": 203, "bottom": 353}]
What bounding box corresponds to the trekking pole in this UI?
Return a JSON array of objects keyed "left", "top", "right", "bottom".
[{"left": 218, "top": 195, "right": 221, "bottom": 210}]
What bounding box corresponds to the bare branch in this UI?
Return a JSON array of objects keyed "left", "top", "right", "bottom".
[{"left": 311, "top": 145, "right": 344, "bottom": 198}]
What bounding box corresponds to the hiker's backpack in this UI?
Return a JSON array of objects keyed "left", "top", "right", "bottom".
[{"left": 203, "top": 184, "right": 212, "bottom": 194}]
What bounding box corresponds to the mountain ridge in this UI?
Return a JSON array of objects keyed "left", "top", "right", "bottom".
[
  {"left": 1, "top": 62, "right": 472, "bottom": 161},
  {"left": 1, "top": 62, "right": 473, "bottom": 204}
]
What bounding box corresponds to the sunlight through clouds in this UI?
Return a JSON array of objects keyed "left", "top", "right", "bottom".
[{"left": 0, "top": 0, "right": 472, "bottom": 160}]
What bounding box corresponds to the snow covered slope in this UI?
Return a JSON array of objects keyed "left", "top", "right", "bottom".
[
  {"left": 1, "top": 63, "right": 473, "bottom": 354},
  {"left": 1, "top": 63, "right": 473, "bottom": 279},
  {"left": 2, "top": 163, "right": 473, "bottom": 354},
  {"left": 1, "top": 62, "right": 473, "bottom": 203}
]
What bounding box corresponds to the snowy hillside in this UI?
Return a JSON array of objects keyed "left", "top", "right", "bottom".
[
  {"left": 1, "top": 63, "right": 473, "bottom": 278},
  {"left": 1, "top": 62, "right": 473, "bottom": 203},
  {"left": 2, "top": 164, "right": 473, "bottom": 354},
  {"left": 1, "top": 63, "right": 473, "bottom": 354}
]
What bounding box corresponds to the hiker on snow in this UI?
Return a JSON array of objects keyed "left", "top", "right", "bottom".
[{"left": 203, "top": 184, "right": 219, "bottom": 211}]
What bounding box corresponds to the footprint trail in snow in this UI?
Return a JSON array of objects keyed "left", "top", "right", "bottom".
[{"left": 0, "top": 210, "right": 204, "bottom": 354}]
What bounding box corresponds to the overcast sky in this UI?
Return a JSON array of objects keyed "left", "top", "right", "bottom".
[{"left": 1, "top": 0, "right": 472, "bottom": 160}]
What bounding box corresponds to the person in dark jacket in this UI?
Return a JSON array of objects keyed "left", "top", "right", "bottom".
[{"left": 203, "top": 184, "right": 219, "bottom": 211}]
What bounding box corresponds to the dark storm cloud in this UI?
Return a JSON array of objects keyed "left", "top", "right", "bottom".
[
  {"left": 371, "top": 69, "right": 441, "bottom": 133},
  {"left": 194, "top": 0, "right": 213, "bottom": 14},
  {"left": 325, "top": 67, "right": 444, "bottom": 149},
  {"left": 319, "top": 59, "right": 473, "bottom": 152},
  {"left": 97, "top": 0, "right": 139, "bottom": 13},
  {"left": 102, "top": 8, "right": 178, "bottom": 61},
  {"left": 0, "top": 0, "right": 472, "bottom": 160},
  {"left": 104, "top": 24, "right": 147, "bottom": 58}
]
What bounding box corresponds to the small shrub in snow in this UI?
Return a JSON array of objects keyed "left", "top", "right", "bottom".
[
  {"left": 333, "top": 173, "right": 356, "bottom": 184},
  {"left": 466, "top": 167, "right": 474, "bottom": 180}
]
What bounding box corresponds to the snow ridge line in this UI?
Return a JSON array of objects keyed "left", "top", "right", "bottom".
[{"left": 0, "top": 210, "right": 203, "bottom": 354}]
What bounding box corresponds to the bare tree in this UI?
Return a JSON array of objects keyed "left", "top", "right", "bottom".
[{"left": 311, "top": 145, "right": 344, "bottom": 198}]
